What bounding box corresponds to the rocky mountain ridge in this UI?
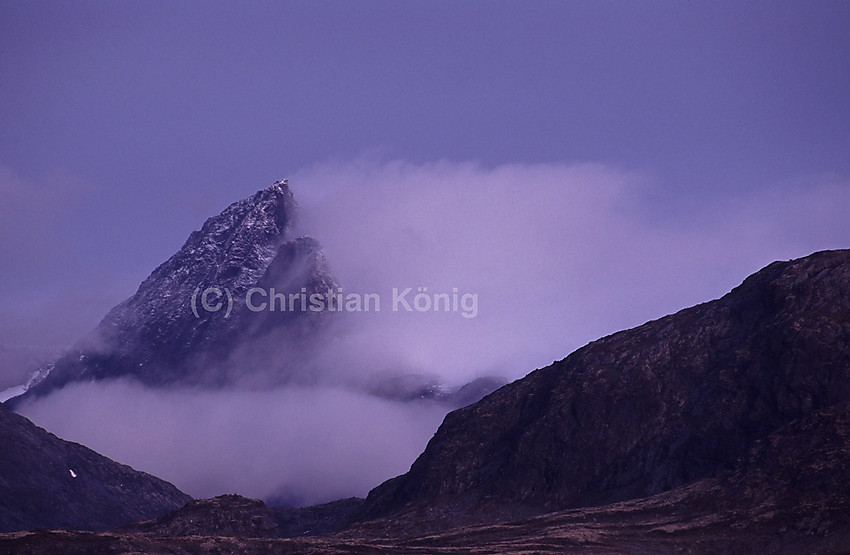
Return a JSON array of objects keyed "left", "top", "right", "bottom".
[
  {"left": 6, "top": 181, "right": 501, "bottom": 408},
  {"left": 2, "top": 249, "right": 850, "bottom": 553},
  {"left": 3, "top": 400, "right": 848, "bottom": 553},
  {"left": 354, "top": 249, "right": 850, "bottom": 524},
  {"left": 9, "top": 182, "right": 338, "bottom": 404}
]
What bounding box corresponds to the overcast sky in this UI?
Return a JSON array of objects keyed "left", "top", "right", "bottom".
[
  {"left": 2, "top": 0, "right": 849, "bottom": 362},
  {"left": 3, "top": 0, "right": 850, "bottom": 503}
]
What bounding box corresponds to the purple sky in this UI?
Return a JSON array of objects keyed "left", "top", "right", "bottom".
[
  {"left": 2, "top": 0, "right": 849, "bottom": 356},
  {"left": 3, "top": 1, "right": 850, "bottom": 503},
  {"left": 2, "top": 0, "right": 849, "bottom": 372}
]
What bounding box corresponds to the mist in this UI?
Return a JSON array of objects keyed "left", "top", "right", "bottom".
[
  {"left": 13, "top": 158, "right": 850, "bottom": 505},
  {"left": 18, "top": 379, "right": 446, "bottom": 504},
  {"left": 294, "top": 159, "right": 850, "bottom": 385}
]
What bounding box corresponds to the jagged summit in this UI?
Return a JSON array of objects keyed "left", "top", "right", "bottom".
[
  {"left": 9, "top": 182, "right": 336, "bottom": 405},
  {"left": 120, "top": 182, "right": 299, "bottom": 337},
  {"left": 6, "top": 180, "right": 503, "bottom": 409}
]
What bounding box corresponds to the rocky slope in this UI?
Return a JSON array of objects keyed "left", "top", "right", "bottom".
[
  {"left": 355, "top": 249, "right": 850, "bottom": 524},
  {"left": 0, "top": 403, "right": 191, "bottom": 533},
  {"left": 2, "top": 249, "right": 850, "bottom": 553},
  {"left": 9, "top": 181, "right": 337, "bottom": 404},
  {"left": 3, "top": 402, "right": 849, "bottom": 554},
  {"left": 118, "top": 494, "right": 364, "bottom": 538}
]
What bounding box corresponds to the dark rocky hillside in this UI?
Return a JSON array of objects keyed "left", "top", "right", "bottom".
[
  {"left": 0, "top": 404, "right": 191, "bottom": 533},
  {"left": 356, "top": 249, "right": 850, "bottom": 524},
  {"left": 4, "top": 250, "right": 850, "bottom": 553},
  {"left": 3, "top": 401, "right": 849, "bottom": 554}
]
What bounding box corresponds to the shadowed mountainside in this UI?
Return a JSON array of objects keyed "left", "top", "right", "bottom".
[
  {"left": 3, "top": 402, "right": 849, "bottom": 554},
  {"left": 355, "top": 249, "right": 850, "bottom": 526},
  {"left": 3, "top": 251, "right": 850, "bottom": 553},
  {"left": 0, "top": 404, "right": 191, "bottom": 533}
]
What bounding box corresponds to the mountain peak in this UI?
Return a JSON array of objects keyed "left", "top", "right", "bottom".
[
  {"left": 8, "top": 181, "right": 335, "bottom": 403},
  {"left": 195, "top": 181, "right": 296, "bottom": 248}
]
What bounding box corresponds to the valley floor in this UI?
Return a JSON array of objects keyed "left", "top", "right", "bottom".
[{"left": 2, "top": 478, "right": 848, "bottom": 555}]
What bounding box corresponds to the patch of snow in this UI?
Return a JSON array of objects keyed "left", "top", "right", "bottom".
[
  {"left": 0, "top": 384, "right": 26, "bottom": 403},
  {"left": 26, "top": 363, "right": 53, "bottom": 389}
]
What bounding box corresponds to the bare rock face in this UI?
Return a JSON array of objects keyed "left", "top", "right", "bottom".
[
  {"left": 356, "top": 249, "right": 850, "bottom": 522},
  {"left": 0, "top": 403, "right": 191, "bottom": 533},
  {"left": 9, "top": 182, "right": 338, "bottom": 404}
]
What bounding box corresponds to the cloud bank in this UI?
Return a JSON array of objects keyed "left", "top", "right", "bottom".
[
  {"left": 294, "top": 159, "right": 850, "bottom": 385},
  {"left": 20, "top": 380, "right": 445, "bottom": 504},
  {"left": 17, "top": 158, "right": 850, "bottom": 505}
]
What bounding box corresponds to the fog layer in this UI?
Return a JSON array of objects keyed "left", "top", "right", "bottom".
[{"left": 17, "top": 159, "right": 850, "bottom": 504}]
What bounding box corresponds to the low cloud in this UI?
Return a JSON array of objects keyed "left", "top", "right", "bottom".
[
  {"left": 294, "top": 159, "right": 850, "bottom": 385},
  {"left": 19, "top": 379, "right": 446, "bottom": 505},
  {"left": 13, "top": 158, "right": 850, "bottom": 505}
]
